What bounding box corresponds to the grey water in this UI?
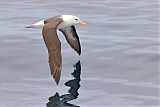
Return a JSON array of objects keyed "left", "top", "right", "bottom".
[{"left": 0, "top": 0, "right": 159, "bottom": 107}]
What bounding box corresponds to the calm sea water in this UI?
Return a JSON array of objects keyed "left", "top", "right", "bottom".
[{"left": 0, "top": 0, "right": 159, "bottom": 107}]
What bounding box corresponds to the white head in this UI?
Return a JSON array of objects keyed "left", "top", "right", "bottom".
[{"left": 58, "top": 15, "right": 87, "bottom": 29}]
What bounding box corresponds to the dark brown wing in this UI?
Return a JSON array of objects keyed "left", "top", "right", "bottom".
[
  {"left": 42, "top": 18, "right": 63, "bottom": 84},
  {"left": 60, "top": 26, "right": 81, "bottom": 55}
]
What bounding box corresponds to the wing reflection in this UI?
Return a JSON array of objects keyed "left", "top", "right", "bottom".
[{"left": 46, "top": 60, "right": 81, "bottom": 107}]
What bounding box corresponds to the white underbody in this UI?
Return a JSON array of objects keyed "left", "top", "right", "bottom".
[{"left": 57, "top": 22, "right": 73, "bottom": 29}]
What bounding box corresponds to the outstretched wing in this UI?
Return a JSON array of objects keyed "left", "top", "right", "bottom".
[
  {"left": 42, "top": 18, "right": 62, "bottom": 84},
  {"left": 60, "top": 26, "right": 81, "bottom": 55}
]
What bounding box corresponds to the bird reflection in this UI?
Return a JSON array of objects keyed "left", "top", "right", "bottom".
[{"left": 46, "top": 60, "right": 81, "bottom": 107}]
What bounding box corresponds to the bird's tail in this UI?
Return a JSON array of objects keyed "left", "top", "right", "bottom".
[{"left": 26, "top": 20, "right": 45, "bottom": 28}]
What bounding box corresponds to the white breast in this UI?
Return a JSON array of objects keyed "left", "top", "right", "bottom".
[
  {"left": 57, "top": 21, "right": 72, "bottom": 29},
  {"left": 57, "top": 15, "right": 76, "bottom": 29}
]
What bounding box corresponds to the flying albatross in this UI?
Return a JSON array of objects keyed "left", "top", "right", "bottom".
[{"left": 26, "top": 15, "right": 87, "bottom": 84}]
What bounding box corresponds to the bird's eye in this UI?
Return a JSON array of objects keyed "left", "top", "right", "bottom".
[{"left": 75, "top": 18, "right": 78, "bottom": 21}]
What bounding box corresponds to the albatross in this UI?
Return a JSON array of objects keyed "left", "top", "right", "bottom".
[{"left": 26, "top": 15, "right": 87, "bottom": 84}]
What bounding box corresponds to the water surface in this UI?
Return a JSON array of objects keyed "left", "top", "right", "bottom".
[{"left": 0, "top": 0, "right": 159, "bottom": 107}]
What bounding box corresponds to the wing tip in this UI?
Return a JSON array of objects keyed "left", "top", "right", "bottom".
[
  {"left": 54, "top": 75, "right": 60, "bottom": 85},
  {"left": 78, "top": 51, "right": 81, "bottom": 55},
  {"left": 77, "top": 49, "right": 81, "bottom": 55},
  {"left": 53, "top": 68, "right": 61, "bottom": 85},
  {"left": 55, "top": 79, "right": 60, "bottom": 85}
]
